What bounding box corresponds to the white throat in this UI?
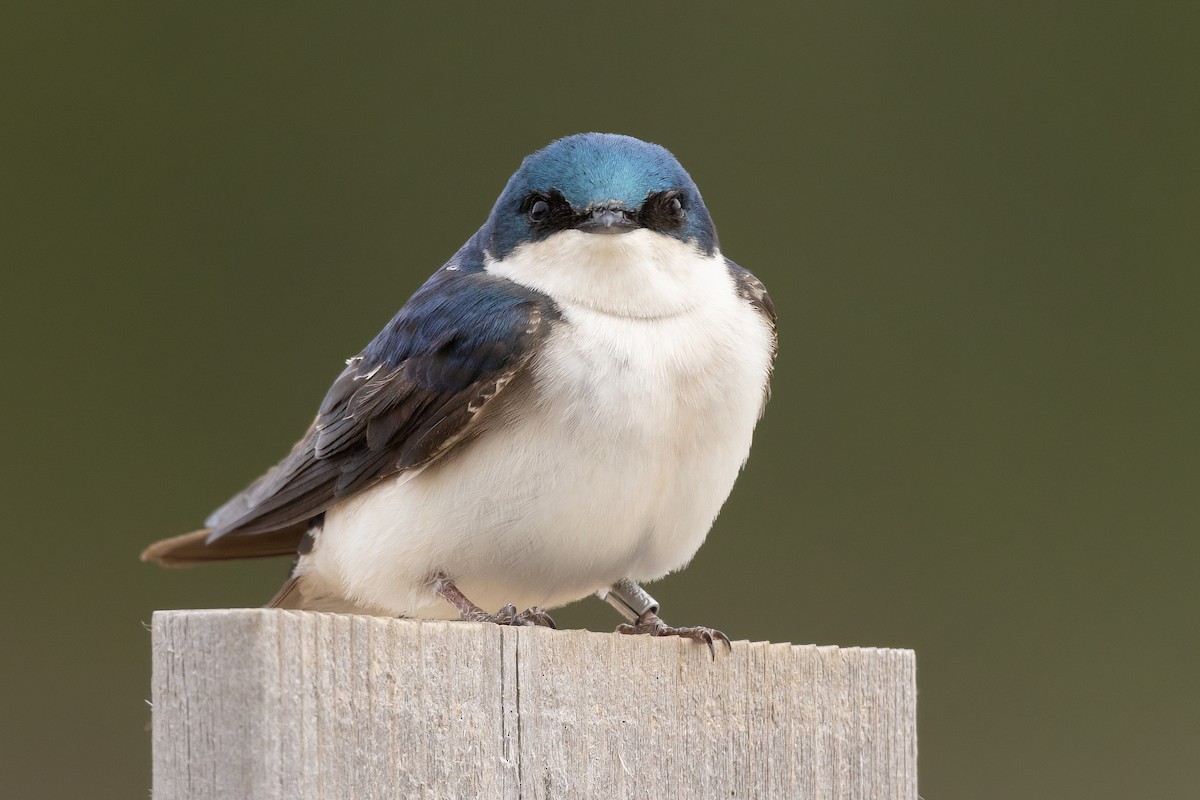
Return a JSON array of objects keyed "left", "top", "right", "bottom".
[{"left": 484, "top": 230, "right": 723, "bottom": 319}]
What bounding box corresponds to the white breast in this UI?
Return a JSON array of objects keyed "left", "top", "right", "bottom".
[{"left": 305, "top": 231, "right": 774, "bottom": 618}]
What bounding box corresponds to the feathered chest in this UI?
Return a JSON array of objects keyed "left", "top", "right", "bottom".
[
  {"left": 485, "top": 231, "right": 774, "bottom": 456},
  {"left": 528, "top": 297, "right": 772, "bottom": 454}
]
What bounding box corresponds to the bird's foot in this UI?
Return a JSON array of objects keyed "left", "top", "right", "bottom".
[
  {"left": 514, "top": 606, "right": 557, "bottom": 628},
  {"left": 432, "top": 572, "right": 556, "bottom": 628},
  {"left": 616, "top": 610, "right": 731, "bottom": 658},
  {"left": 462, "top": 604, "right": 556, "bottom": 628}
]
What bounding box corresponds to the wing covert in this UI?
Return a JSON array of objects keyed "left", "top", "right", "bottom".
[
  {"left": 205, "top": 264, "right": 558, "bottom": 539},
  {"left": 725, "top": 257, "right": 777, "bottom": 413}
]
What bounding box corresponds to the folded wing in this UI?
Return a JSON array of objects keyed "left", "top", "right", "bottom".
[{"left": 203, "top": 263, "right": 558, "bottom": 541}]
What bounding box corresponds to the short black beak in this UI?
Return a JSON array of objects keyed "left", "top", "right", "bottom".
[{"left": 575, "top": 207, "right": 638, "bottom": 235}]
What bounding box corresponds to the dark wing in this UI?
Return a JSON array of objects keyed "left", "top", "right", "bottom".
[
  {"left": 725, "top": 257, "right": 776, "bottom": 328},
  {"left": 204, "top": 264, "right": 558, "bottom": 540},
  {"left": 725, "top": 257, "right": 778, "bottom": 412}
]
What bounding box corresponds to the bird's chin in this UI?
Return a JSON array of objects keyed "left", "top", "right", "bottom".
[
  {"left": 486, "top": 229, "right": 720, "bottom": 321},
  {"left": 555, "top": 228, "right": 659, "bottom": 260}
]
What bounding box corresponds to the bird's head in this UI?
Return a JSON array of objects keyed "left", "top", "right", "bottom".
[{"left": 485, "top": 133, "right": 718, "bottom": 261}]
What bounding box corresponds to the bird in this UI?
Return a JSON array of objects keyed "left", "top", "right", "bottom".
[{"left": 142, "top": 132, "right": 776, "bottom": 651}]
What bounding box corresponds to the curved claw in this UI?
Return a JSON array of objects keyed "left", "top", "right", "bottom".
[
  {"left": 513, "top": 607, "right": 557, "bottom": 629},
  {"left": 464, "top": 604, "right": 556, "bottom": 628},
  {"left": 463, "top": 603, "right": 517, "bottom": 625},
  {"left": 616, "top": 610, "right": 733, "bottom": 659},
  {"left": 433, "top": 576, "right": 557, "bottom": 630}
]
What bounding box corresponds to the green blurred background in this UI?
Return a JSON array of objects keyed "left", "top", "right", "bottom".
[{"left": 3, "top": 3, "right": 1197, "bottom": 798}]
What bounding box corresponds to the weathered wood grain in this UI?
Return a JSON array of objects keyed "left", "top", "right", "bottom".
[{"left": 151, "top": 609, "right": 916, "bottom": 799}]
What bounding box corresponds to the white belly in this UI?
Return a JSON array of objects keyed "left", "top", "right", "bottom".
[{"left": 302, "top": 235, "right": 773, "bottom": 618}]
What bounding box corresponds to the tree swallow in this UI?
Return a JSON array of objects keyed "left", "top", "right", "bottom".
[{"left": 143, "top": 133, "right": 776, "bottom": 652}]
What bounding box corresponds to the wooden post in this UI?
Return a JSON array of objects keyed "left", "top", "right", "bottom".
[{"left": 151, "top": 609, "right": 917, "bottom": 799}]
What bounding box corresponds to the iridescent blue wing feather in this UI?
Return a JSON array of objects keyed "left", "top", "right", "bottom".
[{"left": 205, "top": 257, "right": 557, "bottom": 539}]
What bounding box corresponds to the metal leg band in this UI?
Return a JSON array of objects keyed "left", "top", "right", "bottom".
[{"left": 598, "top": 578, "right": 660, "bottom": 623}]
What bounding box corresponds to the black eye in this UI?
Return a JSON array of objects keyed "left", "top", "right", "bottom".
[
  {"left": 668, "top": 196, "right": 683, "bottom": 217},
  {"left": 528, "top": 198, "right": 550, "bottom": 222}
]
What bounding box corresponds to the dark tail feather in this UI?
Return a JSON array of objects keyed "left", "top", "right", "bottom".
[
  {"left": 267, "top": 575, "right": 305, "bottom": 608},
  {"left": 141, "top": 524, "right": 306, "bottom": 567},
  {"left": 266, "top": 574, "right": 378, "bottom": 614}
]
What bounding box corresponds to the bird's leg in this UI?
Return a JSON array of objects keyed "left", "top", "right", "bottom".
[
  {"left": 600, "top": 578, "right": 731, "bottom": 657},
  {"left": 432, "top": 572, "right": 556, "bottom": 628}
]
